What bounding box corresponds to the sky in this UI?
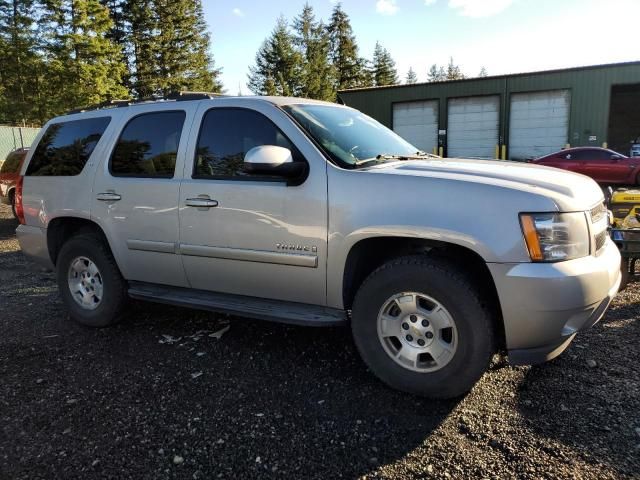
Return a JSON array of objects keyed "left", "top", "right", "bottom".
[{"left": 204, "top": 0, "right": 640, "bottom": 94}]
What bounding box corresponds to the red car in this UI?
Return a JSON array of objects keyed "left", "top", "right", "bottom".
[
  {"left": 0, "top": 148, "right": 28, "bottom": 218},
  {"left": 532, "top": 147, "right": 640, "bottom": 186}
]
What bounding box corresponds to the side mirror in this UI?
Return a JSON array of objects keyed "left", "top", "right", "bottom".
[
  {"left": 243, "top": 145, "right": 306, "bottom": 179},
  {"left": 611, "top": 154, "right": 622, "bottom": 161}
]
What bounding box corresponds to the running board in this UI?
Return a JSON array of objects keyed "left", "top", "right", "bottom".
[{"left": 128, "top": 282, "right": 347, "bottom": 327}]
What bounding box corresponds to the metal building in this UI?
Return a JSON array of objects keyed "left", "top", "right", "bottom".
[{"left": 338, "top": 61, "right": 640, "bottom": 160}]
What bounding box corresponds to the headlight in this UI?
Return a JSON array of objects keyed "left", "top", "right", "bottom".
[{"left": 519, "top": 212, "right": 590, "bottom": 262}]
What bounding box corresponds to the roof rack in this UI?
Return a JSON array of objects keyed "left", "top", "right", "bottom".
[
  {"left": 65, "top": 91, "right": 225, "bottom": 115},
  {"left": 166, "top": 91, "right": 224, "bottom": 101},
  {"left": 66, "top": 99, "right": 132, "bottom": 115}
]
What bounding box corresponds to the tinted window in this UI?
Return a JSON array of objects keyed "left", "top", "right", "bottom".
[
  {"left": 194, "top": 108, "right": 299, "bottom": 179},
  {"left": 111, "top": 111, "right": 185, "bottom": 177},
  {"left": 26, "top": 118, "right": 110, "bottom": 176},
  {"left": 570, "top": 149, "right": 609, "bottom": 161},
  {"left": 1, "top": 151, "right": 25, "bottom": 174}
]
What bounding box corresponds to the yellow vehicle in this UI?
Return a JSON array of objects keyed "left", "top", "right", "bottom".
[
  {"left": 610, "top": 189, "right": 640, "bottom": 228},
  {"left": 608, "top": 188, "right": 640, "bottom": 288}
]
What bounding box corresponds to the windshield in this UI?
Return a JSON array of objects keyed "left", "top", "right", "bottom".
[{"left": 282, "top": 104, "right": 419, "bottom": 168}]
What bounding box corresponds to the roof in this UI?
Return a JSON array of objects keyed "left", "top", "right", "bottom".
[
  {"left": 65, "top": 92, "right": 337, "bottom": 116},
  {"left": 338, "top": 60, "right": 640, "bottom": 94}
]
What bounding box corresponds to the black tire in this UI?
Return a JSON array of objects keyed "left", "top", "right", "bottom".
[
  {"left": 619, "top": 257, "right": 630, "bottom": 292},
  {"left": 351, "top": 255, "right": 495, "bottom": 399},
  {"left": 56, "top": 232, "right": 128, "bottom": 327},
  {"left": 9, "top": 190, "right": 17, "bottom": 219}
]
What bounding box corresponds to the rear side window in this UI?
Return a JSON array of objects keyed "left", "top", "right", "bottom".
[
  {"left": 26, "top": 117, "right": 110, "bottom": 176},
  {"left": 0, "top": 151, "right": 24, "bottom": 174},
  {"left": 110, "top": 111, "right": 185, "bottom": 178}
]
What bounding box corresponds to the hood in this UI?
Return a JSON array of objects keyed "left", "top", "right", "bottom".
[{"left": 365, "top": 158, "right": 604, "bottom": 210}]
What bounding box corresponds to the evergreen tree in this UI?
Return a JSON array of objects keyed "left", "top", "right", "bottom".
[
  {"left": 153, "top": 0, "right": 220, "bottom": 95},
  {"left": 124, "top": 0, "right": 155, "bottom": 97},
  {"left": 478, "top": 66, "right": 488, "bottom": 77},
  {"left": 327, "top": 3, "right": 366, "bottom": 90},
  {"left": 446, "top": 57, "right": 465, "bottom": 80},
  {"left": 100, "top": 0, "right": 130, "bottom": 86},
  {"left": 0, "top": 0, "right": 46, "bottom": 124},
  {"left": 357, "top": 57, "right": 374, "bottom": 87},
  {"left": 372, "top": 41, "right": 398, "bottom": 86},
  {"left": 405, "top": 67, "right": 418, "bottom": 84},
  {"left": 247, "top": 16, "right": 302, "bottom": 96},
  {"left": 427, "top": 64, "right": 445, "bottom": 82},
  {"left": 40, "top": 0, "right": 129, "bottom": 113},
  {"left": 123, "top": 0, "right": 221, "bottom": 98},
  {"left": 292, "top": 3, "right": 335, "bottom": 100}
]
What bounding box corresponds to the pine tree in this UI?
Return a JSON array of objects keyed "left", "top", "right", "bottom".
[
  {"left": 427, "top": 64, "right": 446, "bottom": 82},
  {"left": 124, "top": 0, "right": 221, "bottom": 98},
  {"left": 0, "top": 0, "right": 46, "bottom": 124},
  {"left": 405, "top": 67, "right": 418, "bottom": 84},
  {"left": 357, "top": 57, "right": 374, "bottom": 87},
  {"left": 446, "top": 57, "right": 465, "bottom": 80},
  {"left": 100, "top": 0, "right": 130, "bottom": 87},
  {"left": 123, "top": 0, "right": 155, "bottom": 97},
  {"left": 478, "top": 66, "right": 488, "bottom": 77},
  {"left": 40, "top": 0, "right": 129, "bottom": 113},
  {"left": 247, "top": 16, "right": 302, "bottom": 96},
  {"left": 153, "top": 0, "right": 220, "bottom": 95},
  {"left": 372, "top": 41, "right": 398, "bottom": 86},
  {"left": 327, "top": 3, "right": 366, "bottom": 90},
  {"left": 292, "top": 3, "right": 335, "bottom": 101}
]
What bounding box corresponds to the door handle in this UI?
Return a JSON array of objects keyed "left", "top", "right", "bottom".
[
  {"left": 96, "top": 192, "right": 122, "bottom": 202},
  {"left": 185, "top": 198, "right": 219, "bottom": 208}
]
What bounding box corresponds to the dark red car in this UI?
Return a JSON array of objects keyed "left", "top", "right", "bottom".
[
  {"left": 0, "top": 148, "right": 28, "bottom": 218},
  {"left": 532, "top": 147, "right": 640, "bottom": 185}
]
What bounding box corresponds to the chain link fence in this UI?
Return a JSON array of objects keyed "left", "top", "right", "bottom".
[{"left": 0, "top": 125, "right": 41, "bottom": 163}]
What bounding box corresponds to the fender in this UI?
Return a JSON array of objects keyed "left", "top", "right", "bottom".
[{"left": 326, "top": 224, "right": 494, "bottom": 309}]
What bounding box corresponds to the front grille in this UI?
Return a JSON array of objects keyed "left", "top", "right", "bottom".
[
  {"left": 595, "top": 230, "right": 607, "bottom": 252},
  {"left": 590, "top": 203, "right": 607, "bottom": 224}
]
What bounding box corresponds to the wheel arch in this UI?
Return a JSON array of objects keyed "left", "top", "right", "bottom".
[
  {"left": 47, "top": 216, "right": 115, "bottom": 267},
  {"left": 339, "top": 234, "right": 505, "bottom": 349}
]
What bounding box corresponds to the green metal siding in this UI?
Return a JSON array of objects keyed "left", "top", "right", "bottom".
[{"left": 339, "top": 62, "right": 640, "bottom": 157}]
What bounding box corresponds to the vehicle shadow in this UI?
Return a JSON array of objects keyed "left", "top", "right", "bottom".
[
  {"left": 515, "top": 289, "right": 640, "bottom": 478},
  {"left": 0, "top": 214, "right": 18, "bottom": 240},
  {"left": 1, "top": 278, "right": 461, "bottom": 479}
]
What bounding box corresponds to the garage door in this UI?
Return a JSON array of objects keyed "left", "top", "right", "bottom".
[
  {"left": 392, "top": 101, "right": 438, "bottom": 153},
  {"left": 447, "top": 96, "right": 500, "bottom": 158},
  {"left": 509, "top": 90, "right": 570, "bottom": 160}
]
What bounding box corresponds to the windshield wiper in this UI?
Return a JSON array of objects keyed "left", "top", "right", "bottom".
[
  {"left": 353, "top": 151, "right": 440, "bottom": 168},
  {"left": 379, "top": 151, "right": 441, "bottom": 160}
]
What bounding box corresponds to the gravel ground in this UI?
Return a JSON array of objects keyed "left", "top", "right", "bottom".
[{"left": 0, "top": 203, "right": 638, "bottom": 479}]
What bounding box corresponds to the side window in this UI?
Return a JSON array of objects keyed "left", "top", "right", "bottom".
[
  {"left": 571, "top": 150, "right": 608, "bottom": 161},
  {"left": 568, "top": 151, "right": 588, "bottom": 161},
  {"left": 26, "top": 117, "right": 111, "bottom": 176},
  {"left": 110, "top": 111, "right": 185, "bottom": 178},
  {"left": 194, "top": 108, "right": 301, "bottom": 179}
]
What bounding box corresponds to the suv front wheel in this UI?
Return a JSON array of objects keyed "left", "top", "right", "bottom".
[
  {"left": 351, "top": 255, "right": 495, "bottom": 399},
  {"left": 56, "top": 232, "right": 128, "bottom": 327}
]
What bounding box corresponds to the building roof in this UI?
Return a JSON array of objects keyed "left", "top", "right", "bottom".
[{"left": 338, "top": 60, "right": 640, "bottom": 94}]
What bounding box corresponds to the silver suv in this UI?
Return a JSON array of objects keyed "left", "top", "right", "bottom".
[{"left": 16, "top": 93, "right": 621, "bottom": 398}]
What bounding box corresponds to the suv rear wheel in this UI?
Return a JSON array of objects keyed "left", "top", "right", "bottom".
[
  {"left": 351, "top": 255, "right": 495, "bottom": 399},
  {"left": 56, "top": 232, "right": 127, "bottom": 327}
]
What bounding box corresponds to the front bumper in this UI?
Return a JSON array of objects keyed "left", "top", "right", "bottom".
[{"left": 488, "top": 239, "right": 621, "bottom": 365}]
